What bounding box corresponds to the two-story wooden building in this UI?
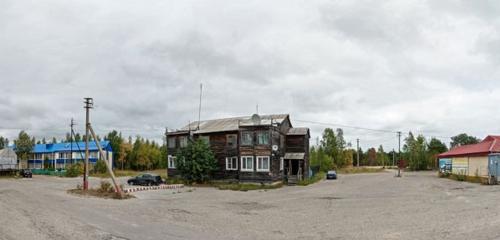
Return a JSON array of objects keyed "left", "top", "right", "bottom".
[{"left": 167, "top": 114, "right": 310, "bottom": 184}]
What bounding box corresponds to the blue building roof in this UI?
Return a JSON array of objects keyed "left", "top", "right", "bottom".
[{"left": 31, "top": 141, "right": 112, "bottom": 153}]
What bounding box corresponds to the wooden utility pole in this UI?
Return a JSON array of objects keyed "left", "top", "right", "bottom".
[
  {"left": 88, "top": 125, "right": 123, "bottom": 197},
  {"left": 83, "top": 98, "right": 92, "bottom": 190},
  {"left": 70, "top": 118, "right": 74, "bottom": 165},
  {"left": 356, "top": 138, "right": 360, "bottom": 167},
  {"left": 397, "top": 131, "right": 402, "bottom": 177}
]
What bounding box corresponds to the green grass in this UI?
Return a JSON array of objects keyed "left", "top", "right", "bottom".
[
  {"left": 215, "top": 182, "right": 283, "bottom": 191},
  {"left": 444, "top": 173, "right": 487, "bottom": 184},
  {"left": 297, "top": 172, "right": 325, "bottom": 186},
  {"left": 337, "top": 167, "right": 385, "bottom": 174}
]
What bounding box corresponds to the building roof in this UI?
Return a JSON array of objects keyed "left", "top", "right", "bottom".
[
  {"left": 30, "top": 141, "right": 112, "bottom": 153},
  {"left": 287, "top": 127, "right": 310, "bottom": 136},
  {"left": 174, "top": 114, "right": 290, "bottom": 135},
  {"left": 438, "top": 136, "right": 500, "bottom": 158}
]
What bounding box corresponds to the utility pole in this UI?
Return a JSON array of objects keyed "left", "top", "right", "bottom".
[
  {"left": 356, "top": 138, "right": 360, "bottom": 167},
  {"left": 397, "top": 131, "right": 402, "bottom": 177},
  {"left": 197, "top": 83, "right": 203, "bottom": 130},
  {"left": 392, "top": 148, "right": 395, "bottom": 166},
  {"left": 83, "top": 98, "right": 93, "bottom": 190},
  {"left": 70, "top": 118, "right": 75, "bottom": 165},
  {"left": 82, "top": 98, "right": 123, "bottom": 197}
]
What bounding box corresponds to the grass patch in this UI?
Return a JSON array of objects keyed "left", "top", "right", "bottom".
[
  {"left": 67, "top": 181, "right": 134, "bottom": 199},
  {"left": 298, "top": 172, "right": 325, "bottom": 186},
  {"left": 337, "top": 167, "right": 385, "bottom": 174},
  {"left": 445, "top": 173, "right": 486, "bottom": 184},
  {"left": 215, "top": 182, "right": 283, "bottom": 191}
]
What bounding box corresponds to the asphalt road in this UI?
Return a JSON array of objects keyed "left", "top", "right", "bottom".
[{"left": 1, "top": 170, "right": 500, "bottom": 240}]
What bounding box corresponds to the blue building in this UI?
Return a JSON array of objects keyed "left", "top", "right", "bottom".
[{"left": 26, "top": 141, "right": 113, "bottom": 169}]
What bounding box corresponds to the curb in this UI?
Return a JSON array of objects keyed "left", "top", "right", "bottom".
[{"left": 123, "top": 184, "right": 184, "bottom": 193}]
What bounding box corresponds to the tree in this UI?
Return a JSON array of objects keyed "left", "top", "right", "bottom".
[
  {"left": 377, "top": 145, "right": 388, "bottom": 167},
  {"left": 176, "top": 139, "right": 217, "bottom": 183},
  {"left": 403, "top": 132, "right": 430, "bottom": 170},
  {"left": 450, "top": 133, "right": 480, "bottom": 148},
  {"left": 427, "top": 138, "right": 448, "bottom": 169},
  {"left": 14, "top": 131, "right": 34, "bottom": 165},
  {"left": 320, "top": 128, "right": 348, "bottom": 168},
  {"left": 0, "top": 136, "right": 9, "bottom": 149},
  {"left": 367, "top": 148, "right": 377, "bottom": 166},
  {"left": 106, "top": 130, "right": 123, "bottom": 166},
  {"left": 118, "top": 142, "right": 132, "bottom": 170},
  {"left": 51, "top": 137, "right": 57, "bottom": 144}
]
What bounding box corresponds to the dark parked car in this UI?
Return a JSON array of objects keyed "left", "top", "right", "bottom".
[
  {"left": 20, "top": 169, "right": 32, "bottom": 178},
  {"left": 127, "top": 173, "right": 163, "bottom": 186},
  {"left": 326, "top": 170, "right": 337, "bottom": 180}
]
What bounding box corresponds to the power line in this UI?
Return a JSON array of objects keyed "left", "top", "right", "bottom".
[{"left": 295, "top": 119, "right": 399, "bottom": 134}]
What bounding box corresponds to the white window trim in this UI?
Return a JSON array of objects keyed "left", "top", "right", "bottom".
[
  {"left": 226, "top": 156, "right": 238, "bottom": 170},
  {"left": 240, "top": 156, "right": 254, "bottom": 172},
  {"left": 256, "top": 156, "right": 270, "bottom": 172},
  {"left": 168, "top": 155, "right": 176, "bottom": 169},
  {"left": 280, "top": 157, "right": 284, "bottom": 171}
]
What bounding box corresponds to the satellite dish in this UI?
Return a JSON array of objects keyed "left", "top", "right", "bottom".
[
  {"left": 272, "top": 145, "right": 279, "bottom": 151},
  {"left": 251, "top": 114, "right": 261, "bottom": 125}
]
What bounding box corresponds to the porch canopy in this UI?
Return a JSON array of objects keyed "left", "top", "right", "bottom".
[{"left": 284, "top": 152, "right": 305, "bottom": 160}]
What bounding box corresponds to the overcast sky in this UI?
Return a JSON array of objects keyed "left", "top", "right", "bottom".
[{"left": 1, "top": 0, "right": 500, "bottom": 150}]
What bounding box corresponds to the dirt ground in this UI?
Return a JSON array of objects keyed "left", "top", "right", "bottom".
[{"left": 2, "top": 170, "right": 500, "bottom": 240}]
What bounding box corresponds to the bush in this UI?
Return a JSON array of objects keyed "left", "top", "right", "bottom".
[
  {"left": 298, "top": 172, "right": 325, "bottom": 186},
  {"left": 93, "top": 160, "right": 108, "bottom": 174},
  {"left": 66, "top": 162, "right": 84, "bottom": 177},
  {"left": 99, "top": 181, "right": 114, "bottom": 193},
  {"left": 176, "top": 139, "right": 217, "bottom": 183}
]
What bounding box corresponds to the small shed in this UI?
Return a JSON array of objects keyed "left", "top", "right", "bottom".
[{"left": 0, "top": 148, "right": 18, "bottom": 170}]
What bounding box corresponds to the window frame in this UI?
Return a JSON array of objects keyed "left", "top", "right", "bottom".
[
  {"left": 225, "top": 156, "right": 238, "bottom": 170},
  {"left": 240, "top": 156, "right": 254, "bottom": 172},
  {"left": 179, "top": 136, "right": 188, "bottom": 148},
  {"left": 226, "top": 134, "right": 238, "bottom": 148},
  {"left": 241, "top": 131, "right": 254, "bottom": 146},
  {"left": 199, "top": 136, "right": 210, "bottom": 146},
  {"left": 256, "top": 131, "right": 270, "bottom": 145},
  {"left": 280, "top": 157, "right": 284, "bottom": 171},
  {"left": 167, "top": 137, "right": 176, "bottom": 148},
  {"left": 168, "top": 155, "right": 176, "bottom": 169},
  {"left": 256, "top": 156, "right": 270, "bottom": 172}
]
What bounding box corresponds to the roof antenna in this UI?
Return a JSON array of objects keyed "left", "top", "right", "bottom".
[
  {"left": 256, "top": 103, "right": 259, "bottom": 114},
  {"left": 197, "top": 83, "right": 203, "bottom": 130}
]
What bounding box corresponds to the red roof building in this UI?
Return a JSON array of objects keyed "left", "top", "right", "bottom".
[{"left": 438, "top": 135, "right": 500, "bottom": 158}]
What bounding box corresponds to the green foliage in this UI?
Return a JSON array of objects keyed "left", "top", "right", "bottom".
[
  {"left": 377, "top": 145, "right": 388, "bottom": 167},
  {"left": 310, "top": 128, "right": 350, "bottom": 170},
  {"left": 98, "top": 181, "right": 114, "bottom": 193},
  {"left": 216, "top": 182, "right": 282, "bottom": 191},
  {"left": 0, "top": 136, "right": 8, "bottom": 150},
  {"left": 176, "top": 139, "right": 217, "bottom": 183},
  {"left": 66, "top": 162, "right": 84, "bottom": 177},
  {"left": 450, "top": 133, "right": 480, "bottom": 148},
  {"left": 337, "top": 167, "right": 384, "bottom": 174},
  {"left": 93, "top": 160, "right": 108, "bottom": 174},
  {"left": 403, "top": 132, "right": 431, "bottom": 170},
  {"left": 297, "top": 172, "right": 325, "bottom": 186},
  {"left": 14, "top": 131, "right": 34, "bottom": 161}
]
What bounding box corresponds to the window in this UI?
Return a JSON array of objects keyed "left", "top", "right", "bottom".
[
  {"left": 241, "top": 132, "right": 253, "bottom": 146},
  {"left": 280, "top": 157, "right": 284, "bottom": 171},
  {"left": 199, "top": 136, "right": 210, "bottom": 145},
  {"left": 226, "top": 134, "right": 237, "bottom": 148},
  {"left": 240, "top": 156, "right": 254, "bottom": 172},
  {"left": 226, "top": 156, "right": 238, "bottom": 170},
  {"left": 168, "top": 137, "right": 176, "bottom": 148},
  {"left": 257, "top": 156, "right": 270, "bottom": 172},
  {"left": 179, "top": 136, "right": 188, "bottom": 148},
  {"left": 168, "top": 155, "right": 176, "bottom": 169},
  {"left": 256, "top": 131, "right": 270, "bottom": 145}
]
